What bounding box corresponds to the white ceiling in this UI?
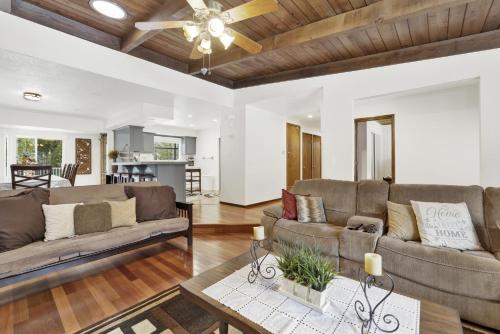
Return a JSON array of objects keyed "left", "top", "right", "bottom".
[{"left": 0, "top": 49, "right": 222, "bottom": 130}]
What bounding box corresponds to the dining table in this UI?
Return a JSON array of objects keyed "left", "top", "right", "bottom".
[{"left": 0, "top": 175, "right": 72, "bottom": 191}]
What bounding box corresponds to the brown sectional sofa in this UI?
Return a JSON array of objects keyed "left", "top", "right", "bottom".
[
  {"left": 0, "top": 182, "right": 192, "bottom": 287},
  {"left": 261, "top": 179, "right": 500, "bottom": 331}
]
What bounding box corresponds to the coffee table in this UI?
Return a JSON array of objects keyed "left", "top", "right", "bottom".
[{"left": 180, "top": 251, "right": 463, "bottom": 334}]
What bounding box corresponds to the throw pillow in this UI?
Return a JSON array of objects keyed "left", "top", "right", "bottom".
[
  {"left": 411, "top": 201, "right": 483, "bottom": 250},
  {"left": 296, "top": 195, "right": 327, "bottom": 224},
  {"left": 387, "top": 201, "right": 420, "bottom": 241},
  {"left": 124, "top": 185, "right": 177, "bottom": 222},
  {"left": 282, "top": 189, "right": 298, "bottom": 220},
  {"left": 106, "top": 198, "right": 137, "bottom": 228},
  {"left": 74, "top": 202, "right": 112, "bottom": 235},
  {"left": 43, "top": 203, "right": 80, "bottom": 241},
  {"left": 0, "top": 189, "right": 49, "bottom": 252}
]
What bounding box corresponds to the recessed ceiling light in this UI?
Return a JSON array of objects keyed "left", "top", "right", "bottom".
[
  {"left": 187, "top": 114, "right": 193, "bottom": 118},
  {"left": 89, "top": 0, "right": 127, "bottom": 20},
  {"left": 307, "top": 114, "right": 313, "bottom": 119},
  {"left": 23, "top": 92, "right": 42, "bottom": 102},
  {"left": 212, "top": 119, "right": 218, "bottom": 122},
  {"left": 189, "top": 124, "right": 194, "bottom": 127}
]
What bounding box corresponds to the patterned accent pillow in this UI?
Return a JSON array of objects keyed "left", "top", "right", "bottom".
[
  {"left": 411, "top": 201, "right": 483, "bottom": 250},
  {"left": 296, "top": 195, "right": 327, "bottom": 224}
]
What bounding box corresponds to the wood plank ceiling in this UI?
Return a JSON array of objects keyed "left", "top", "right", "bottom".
[{"left": 9, "top": 0, "right": 500, "bottom": 88}]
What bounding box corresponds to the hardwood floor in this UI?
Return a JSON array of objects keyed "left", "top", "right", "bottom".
[{"left": 0, "top": 200, "right": 266, "bottom": 334}]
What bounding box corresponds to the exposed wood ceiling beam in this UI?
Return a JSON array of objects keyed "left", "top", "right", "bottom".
[
  {"left": 233, "top": 29, "right": 500, "bottom": 88},
  {"left": 190, "top": 0, "right": 479, "bottom": 74},
  {"left": 121, "top": 1, "right": 191, "bottom": 53},
  {"left": 0, "top": 0, "right": 11, "bottom": 13}
]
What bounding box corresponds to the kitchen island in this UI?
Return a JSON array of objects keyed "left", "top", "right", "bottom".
[{"left": 112, "top": 161, "right": 188, "bottom": 202}]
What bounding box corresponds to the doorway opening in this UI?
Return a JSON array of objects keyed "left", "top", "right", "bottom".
[{"left": 354, "top": 115, "right": 395, "bottom": 183}]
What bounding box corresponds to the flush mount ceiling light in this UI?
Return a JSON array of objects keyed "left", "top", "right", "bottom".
[
  {"left": 23, "top": 92, "right": 42, "bottom": 102},
  {"left": 307, "top": 114, "right": 313, "bottom": 119},
  {"left": 89, "top": 0, "right": 127, "bottom": 20},
  {"left": 134, "top": 0, "right": 278, "bottom": 75}
]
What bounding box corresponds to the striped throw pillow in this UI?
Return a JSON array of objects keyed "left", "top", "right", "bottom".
[{"left": 296, "top": 195, "right": 327, "bottom": 224}]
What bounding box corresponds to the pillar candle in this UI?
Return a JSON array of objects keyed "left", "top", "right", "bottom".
[
  {"left": 253, "top": 226, "right": 265, "bottom": 241},
  {"left": 364, "top": 253, "right": 382, "bottom": 276}
]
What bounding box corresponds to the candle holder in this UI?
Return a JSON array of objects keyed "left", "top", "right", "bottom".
[
  {"left": 248, "top": 238, "right": 276, "bottom": 283},
  {"left": 354, "top": 270, "right": 400, "bottom": 334}
]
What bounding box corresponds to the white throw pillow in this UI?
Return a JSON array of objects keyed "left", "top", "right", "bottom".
[
  {"left": 411, "top": 201, "right": 483, "bottom": 250},
  {"left": 42, "top": 203, "right": 80, "bottom": 241}
]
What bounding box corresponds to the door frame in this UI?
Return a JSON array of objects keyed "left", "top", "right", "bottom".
[
  {"left": 286, "top": 122, "right": 301, "bottom": 189},
  {"left": 354, "top": 114, "right": 395, "bottom": 183}
]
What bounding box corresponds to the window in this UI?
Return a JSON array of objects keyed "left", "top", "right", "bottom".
[
  {"left": 154, "top": 136, "right": 180, "bottom": 160},
  {"left": 16, "top": 137, "right": 63, "bottom": 167}
]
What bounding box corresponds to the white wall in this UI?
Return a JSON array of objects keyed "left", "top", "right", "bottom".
[
  {"left": 245, "top": 106, "right": 286, "bottom": 204},
  {"left": 354, "top": 84, "right": 480, "bottom": 185},
  {"left": 195, "top": 126, "right": 220, "bottom": 192}
]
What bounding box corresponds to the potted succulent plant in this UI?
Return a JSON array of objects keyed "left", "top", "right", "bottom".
[{"left": 276, "top": 241, "right": 337, "bottom": 310}]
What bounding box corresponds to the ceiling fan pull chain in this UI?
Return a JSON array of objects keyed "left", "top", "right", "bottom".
[{"left": 209, "top": 53, "right": 212, "bottom": 76}]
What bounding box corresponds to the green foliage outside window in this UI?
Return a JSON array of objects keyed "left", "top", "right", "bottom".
[
  {"left": 154, "top": 142, "right": 179, "bottom": 160},
  {"left": 16, "top": 137, "right": 62, "bottom": 167}
]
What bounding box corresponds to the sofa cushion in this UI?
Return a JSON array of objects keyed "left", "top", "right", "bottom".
[
  {"left": 0, "top": 217, "right": 189, "bottom": 279},
  {"left": 484, "top": 187, "right": 500, "bottom": 253},
  {"left": 296, "top": 195, "right": 327, "bottom": 223},
  {"left": 271, "top": 218, "right": 342, "bottom": 258},
  {"left": 389, "top": 184, "right": 490, "bottom": 251},
  {"left": 49, "top": 181, "right": 161, "bottom": 204},
  {"left": 375, "top": 236, "right": 500, "bottom": 301},
  {"left": 0, "top": 189, "right": 49, "bottom": 252},
  {"left": 107, "top": 198, "right": 137, "bottom": 228},
  {"left": 282, "top": 189, "right": 298, "bottom": 220},
  {"left": 387, "top": 201, "right": 419, "bottom": 241},
  {"left": 356, "top": 180, "right": 389, "bottom": 221},
  {"left": 291, "top": 179, "right": 357, "bottom": 226},
  {"left": 43, "top": 203, "right": 80, "bottom": 241},
  {"left": 125, "top": 185, "right": 177, "bottom": 222},
  {"left": 74, "top": 202, "right": 112, "bottom": 235}
]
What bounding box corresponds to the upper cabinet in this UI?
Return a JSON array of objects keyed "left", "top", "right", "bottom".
[
  {"left": 113, "top": 126, "right": 145, "bottom": 152},
  {"left": 183, "top": 136, "right": 197, "bottom": 155},
  {"left": 143, "top": 132, "right": 155, "bottom": 153}
]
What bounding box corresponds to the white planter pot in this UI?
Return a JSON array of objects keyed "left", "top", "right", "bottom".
[
  {"left": 281, "top": 277, "right": 295, "bottom": 294},
  {"left": 293, "top": 282, "right": 309, "bottom": 300},
  {"left": 307, "top": 287, "right": 326, "bottom": 307}
]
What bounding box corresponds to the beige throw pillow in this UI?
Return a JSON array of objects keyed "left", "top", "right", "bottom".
[
  {"left": 411, "top": 201, "right": 483, "bottom": 250},
  {"left": 387, "top": 201, "right": 420, "bottom": 241},
  {"left": 296, "top": 195, "right": 327, "bottom": 224},
  {"left": 43, "top": 203, "right": 80, "bottom": 241},
  {"left": 107, "top": 198, "right": 137, "bottom": 228}
]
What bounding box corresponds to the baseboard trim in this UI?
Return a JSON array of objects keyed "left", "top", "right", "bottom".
[
  {"left": 193, "top": 224, "right": 258, "bottom": 234},
  {"left": 220, "top": 198, "right": 280, "bottom": 208}
]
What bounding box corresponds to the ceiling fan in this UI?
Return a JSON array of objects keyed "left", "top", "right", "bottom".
[{"left": 135, "top": 0, "right": 279, "bottom": 63}]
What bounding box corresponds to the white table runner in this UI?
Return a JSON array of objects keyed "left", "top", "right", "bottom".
[{"left": 203, "top": 255, "right": 420, "bottom": 334}]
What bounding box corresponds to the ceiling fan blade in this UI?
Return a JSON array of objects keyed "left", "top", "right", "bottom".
[
  {"left": 186, "top": 0, "right": 207, "bottom": 11},
  {"left": 226, "top": 28, "right": 262, "bottom": 54},
  {"left": 223, "top": 0, "right": 278, "bottom": 24},
  {"left": 135, "top": 21, "right": 190, "bottom": 31},
  {"left": 189, "top": 38, "right": 204, "bottom": 60}
]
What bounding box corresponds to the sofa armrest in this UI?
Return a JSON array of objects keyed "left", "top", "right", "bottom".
[
  {"left": 346, "top": 215, "right": 384, "bottom": 237},
  {"left": 176, "top": 202, "right": 193, "bottom": 246},
  {"left": 263, "top": 205, "right": 283, "bottom": 219}
]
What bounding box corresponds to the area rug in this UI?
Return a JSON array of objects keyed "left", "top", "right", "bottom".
[{"left": 77, "top": 286, "right": 224, "bottom": 334}]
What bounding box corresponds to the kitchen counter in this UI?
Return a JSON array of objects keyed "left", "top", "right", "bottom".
[{"left": 112, "top": 160, "right": 187, "bottom": 202}]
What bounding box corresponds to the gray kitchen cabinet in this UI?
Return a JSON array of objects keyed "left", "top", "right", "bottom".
[
  {"left": 143, "top": 132, "right": 155, "bottom": 153},
  {"left": 183, "top": 136, "right": 197, "bottom": 155},
  {"left": 113, "top": 126, "right": 144, "bottom": 152}
]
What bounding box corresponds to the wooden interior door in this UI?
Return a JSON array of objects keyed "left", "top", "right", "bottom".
[
  {"left": 302, "top": 133, "right": 312, "bottom": 180},
  {"left": 286, "top": 123, "right": 301, "bottom": 188},
  {"left": 312, "top": 135, "right": 322, "bottom": 178}
]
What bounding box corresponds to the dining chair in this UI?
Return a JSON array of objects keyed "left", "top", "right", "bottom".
[
  {"left": 10, "top": 164, "right": 53, "bottom": 189},
  {"left": 62, "top": 163, "right": 79, "bottom": 186}
]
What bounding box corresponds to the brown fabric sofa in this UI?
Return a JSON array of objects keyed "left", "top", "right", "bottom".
[
  {"left": 261, "top": 179, "right": 500, "bottom": 331},
  {"left": 0, "top": 182, "right": 192, "bottom": 287}
]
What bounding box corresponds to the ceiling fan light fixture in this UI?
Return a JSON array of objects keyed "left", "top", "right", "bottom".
[
  {"left": 183, "top": 22, "right": 200, "bottom": 42},
  {"left": 199, "top": 35, "right": 212, "bottom": 52},
  {"left": 89, "top": 0, "right": 127, "bottom": 20},
  {"left": 219, "top": 30, "right": 235, "bottom": 50},
  {"left": 207, "top": 17, "right": 225, "bottom": 37}
]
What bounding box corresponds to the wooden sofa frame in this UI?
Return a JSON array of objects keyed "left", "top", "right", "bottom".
[{"left": 0, "top": 202, "right": 193, "bottom": 288}]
